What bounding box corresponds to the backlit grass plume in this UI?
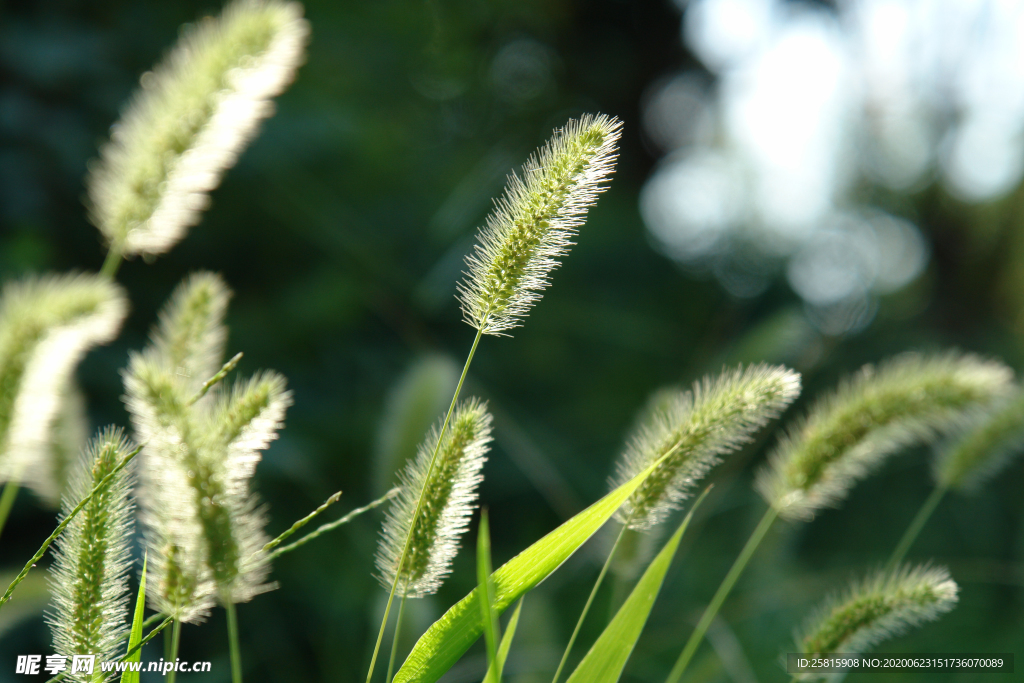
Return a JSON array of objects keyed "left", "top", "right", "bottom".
[
  {"left": 612, "top": 364, "right": 801, "bottom": 530},
  {"left": 457, "top": 114, "right": 622, "bottom": 336},
  {"left": 934, "top": 389, "right": 1024, "bottom": 492},
  {"left": 47, "top": 428, "right": 136, "bottom": 681},
  {"left": 757, "top": 352, "right": 1013, "bottom": 521},
  {"left": 377, "top": 399, "right": 493, "bottom": 598},
  {"left": 797, "top": 564, "right": 958, "bottom": 663},
  {"left": 124, "top": 273, "right": 291, "bottom": 620},
  {"left": 87, "top": 0, "right": 309, "bottom": 259},
  {"left": 0, "top": 274, "right": 127, "bottom": 500}
]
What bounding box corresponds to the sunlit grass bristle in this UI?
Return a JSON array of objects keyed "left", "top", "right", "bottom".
[
  {"left": 934, "top": 389, "right": 1024, "bottom": 492},
  {"left": 87, "top": 0, "right": 309, "bottom": 258},
  {"left": 797, "top": 564, "right": 958, "bottom": 667},
  {"left": 125, "top": 274, "right": 291, "bottom": 620},
  {"left": 612, "top": 364, "right": 801, "bottom": 531},
  {"left": 377, "top": 399, "right": 493, "bottom": 598},
  {"left": 457, "top": 114, "right": 622, "bottom": 336},
  {"left": 757, "top": 352, "right": 1013, "bottom": 521},
  {"left": 47, "top": 427, "right": 136, "bottom": 678},
  {"left": 0, "top": 274, "right": 127, "bottom": 500}
]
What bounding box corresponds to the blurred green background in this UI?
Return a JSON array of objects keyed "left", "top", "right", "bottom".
[{"left": 1, "top": 0, "right": 1022, "bottom": 681}]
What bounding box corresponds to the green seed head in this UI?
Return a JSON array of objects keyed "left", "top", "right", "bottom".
[
  {"left": 457, "top": 114, "right": 622, "bottom": 336},
  {"left": 377, "top": 399, "right": 494, "bottom": 597},
  {"left": 612, "top": 364, "right": 801, "bottom": 530},
  {"left": 934, "top": 388, "right": 1024, "bottom": 492},
  {"left": 758, "top": 351, "right": 1013, "bottom": 521},
  {"left": 87, "top": 0, "right": 309, "bottom": 258}
]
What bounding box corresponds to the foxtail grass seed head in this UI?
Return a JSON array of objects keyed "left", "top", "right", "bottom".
[
  {"left": 125, "top": 274, "right": 291, "bottom": 619},
  {"left": 457, "top": 114, "right": 622, "bottom": 336},
  {"left": 0, "top": 274, "right": 127, "bottom": 500},
  {"left": 377, "top": 399, "right": 493, "bottom": 598},
  {"left": 934, "top": 389, "right": 1024, "bottom": 492},
  {"left": 612, "top": 364, "right": 801, "bottom": 531},
  {"left": 87, "top": 0, "right": 309, "bottom": 258},
  {"left": 796, "top": 564, "right": 958, "bottom": 668},
  {"left": 757, "top": 352, "right": 1013, "bottom": 521},
  {"left": 47, "top": 428, "right": 136, "bottom": 680}
]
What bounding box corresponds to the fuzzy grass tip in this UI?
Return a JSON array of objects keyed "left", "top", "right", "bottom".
[
  {"left": 934, "top": 389, "right": 1024, "bottom": 492},
  {"left": 87, "top": 0, "right": 309, "bottom": 259},
  {"left": 377, "top": 399, "right": 493, "bottom": 598},
  {"left": 457, "top": 114, "right": 622, "bottom": 336},
  {"left": 757, "top": 352, "right": 1013, "bottom": 521},
  {"left": 797, "top": 564, "right": 958, "bottom": 666},
  {"left": 0, "top": 274, "right": 127, "bottom": 500},
  {"left": 612, "top": 364, "right": 801, "bottom": 530},
  {"left": 47, "top": 428, "right": 136, "bottom": 681}
]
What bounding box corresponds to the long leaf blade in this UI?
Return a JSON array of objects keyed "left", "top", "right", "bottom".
[
  {"left": 566, "top": 488, "right": 710, "bottom": 683},
  {"left": 121, "top": 554, "right": 147, "bottom": 683},
  {"left": 483, "top": 598, "right": 524, "bottom": 683},
  {"left": 392, "top": 455, "right": 671, "bottom": 683}
]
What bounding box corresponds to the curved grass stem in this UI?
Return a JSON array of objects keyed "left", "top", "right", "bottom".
[
  {"left": 365, "top": 327, "right": 484, "bottom": 683},
  {"left": 665, "top": 504, "right": 778, "bottom": 683},
  {"left": 551, "top": 516, "right": 631, "bottom": 683},
  {"left": 100, "top": 246, "right": 122, "bottom": 280},
  {"left": 166, "top": 618, "right": 182, "bottom": 683},
  {"left": 887, "top": 485, "right": 947, "bottom": 571},
  {"left": 386, "top": 592, "right": 408, "bottom": 683}
]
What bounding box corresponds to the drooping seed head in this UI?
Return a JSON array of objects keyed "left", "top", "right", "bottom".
[
  {"left": 796, "top": 564, "right": 958, "bottom": 667},
  {"left": 934, "top": 388, "right": 1024, "bottom": 492},
  {"left": 457, "top": 114, "right": 622, "bottom": 336},
  {"left": 612, "top": 364, "right": 801, "bottom": 530},
  {"left": 757, "top": 351, "right": 1013, "bottom": 521},
  {"left": 87, "top": 0, "right": 309, "bottom": 258},
  {"left": 47, "top": 428, "right": 136, "bottom": 681},
  {"left": 0, "top": 274, "right": 127, "bottom": 500},
  {"left": 377, "top": 399, "right": 493, "bottom": 598}
]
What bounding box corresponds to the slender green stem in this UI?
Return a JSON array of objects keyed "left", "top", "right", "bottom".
[
  {"left": 227, "top": 602, "right": 243, "bottom": 683},
  {"left": 188, "top": 352, "right": 243, "bottom": 406},
  {"left": 100, "top": 246, "right": 122, "bottom": 280},
  {"left": 0, "top": 445, "right": 142, "bottom": 611},
  {"left": 551, "top": 517, "right": 631, "bottom": 683},
  {"left": 267, "top": 488, "right": 399, "bottom": 561},
  {"left": 262, "top": 490, "right": 343, "bottom": 554},
  {"left": 386, "top": 592, "right": 408, "bottom": 683},
  {"left": 365, "top": 327, "right": 484, "bottom": 683},
  {"left": 666, "top": 504, "right": 779, "bottom": 683},
  {"left": 0, "top": 482, "right": 19, "bottom": 543},
  {"left": 887, "top": 485, "right": 947, "bottom": 571},
  {"left": 166, "top": 618, "right": 182, "bottom": 683}
]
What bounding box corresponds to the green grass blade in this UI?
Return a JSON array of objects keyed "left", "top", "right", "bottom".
[
  {"left": 121, "top": 555, "right": 148, "bottom": 683},
  {"left": 477, "top": 510, "right": 500, "bottom": 683},
  {"left": 566, "top": 488, "right": 710, "bottom": 683},
  {"left": 392, "top": 454, "right": 674, "bottom": 683},
  {"left": 483, "top": 598, "right": 524, "bottom": 683}
]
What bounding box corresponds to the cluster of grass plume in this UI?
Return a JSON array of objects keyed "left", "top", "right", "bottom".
[
  {"left": 46, "top": 428, "right": 136, "bottom": 682},
  {"left": 88, "top": 0, "right": 309, "bottom": 267},
  {"left": 124, "top": 273, "right": 291, "bottom": 625}
]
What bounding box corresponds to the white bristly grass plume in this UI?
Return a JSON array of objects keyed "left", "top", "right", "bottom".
[
  {"left": 611, "top": 364, "right": 801, "bottom": 531},
  {"left": 934, "top": 388, "right": 1024, "bottom": 492},
  {"left": 796, "top": 564, "right": 958, "bottom": 668},
  {"left": 47, "top": 428, "right": 136, "bottom": 681},
  {"left": 0, "top": 274, "right": 127, "bottom": 500},
  {"left": 377, "top": 399, "right": 493, "bottom": 598},
  {"left": 757, "top": 352, "right": 1013, "bottom": 521},
  {"left": 124, "top": 273, "right": 291, "bottom": 620},
  {"left": 457, "top": 114, "right": 622, "bottom": 336},
  {"left": 87, "top": 0, "right": 309, "bottom": 259}
]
